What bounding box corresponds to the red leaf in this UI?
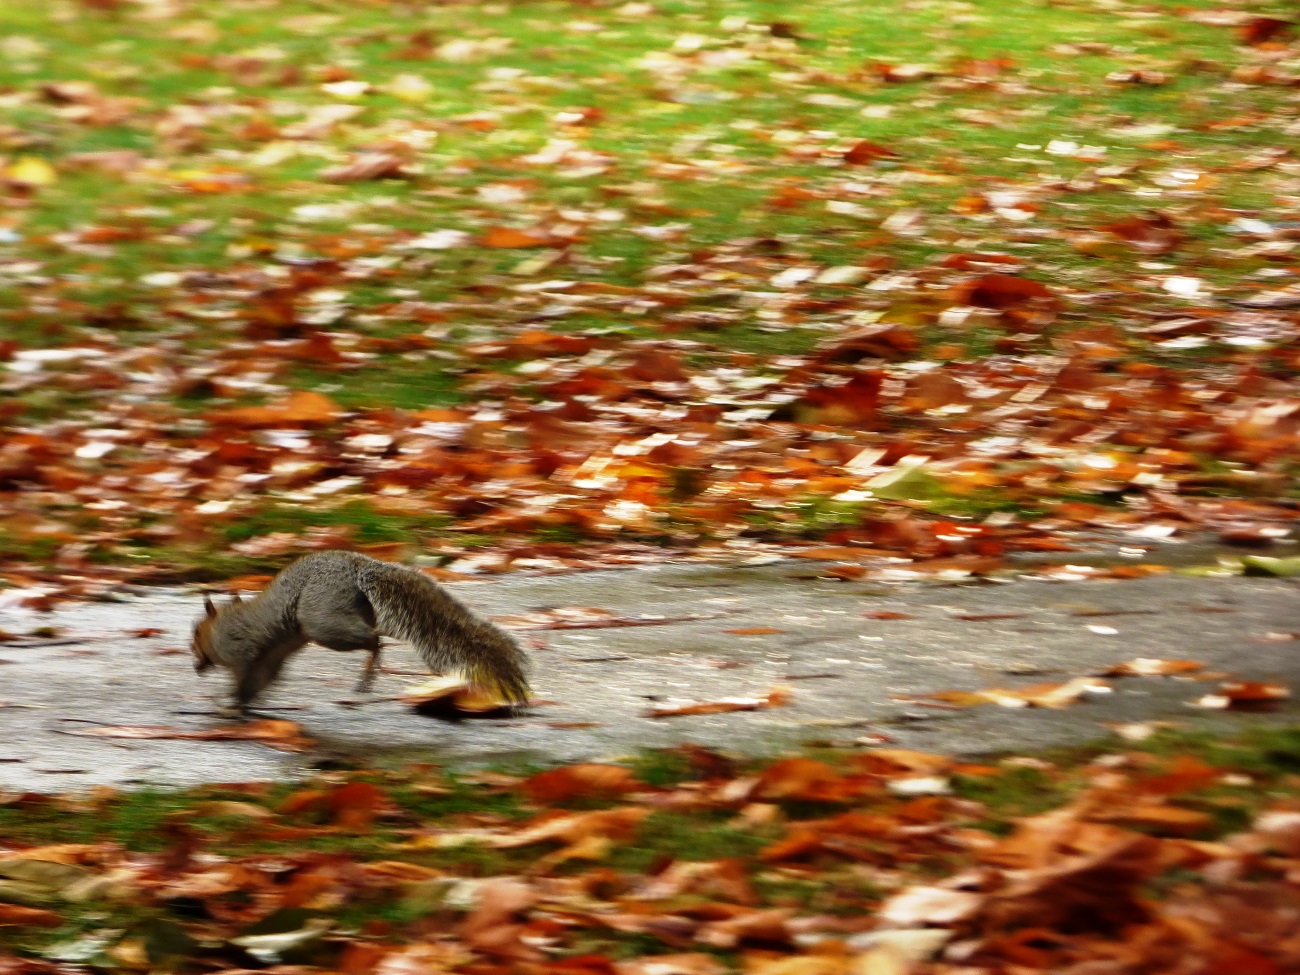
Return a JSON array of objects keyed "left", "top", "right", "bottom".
[
  {"left": 951, "top": 273, "right": 1059, "bottom": 310},
  {"left": 1239, "top": 17, "right": 1293, "bottom": 46},
  {"left": 842, "top": 139, "right": 900, "bottom": 164}
]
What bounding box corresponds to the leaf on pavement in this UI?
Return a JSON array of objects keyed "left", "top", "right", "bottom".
[
  {"left": 63, "top": 719, "right": 314, "bottom": 752},
  {"left": 400, "top": 677, "right": 516, "bottom": 717},
  {"left": 1102, "top": 658, "right": 1205, "bottom": 677},
  {"left": 1193, "top": 680, "right": 1290, "bottom": 710},
  {"left": 646, "top": 687, "right": 792, "bottom": 718}
]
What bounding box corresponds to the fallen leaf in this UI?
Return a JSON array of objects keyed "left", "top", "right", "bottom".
[
  {"left": 523, "top": 764, "right": 648, "bottom": 803},
  {"left": 0, "top": 904, "right": 62, "bottom": 927},
  {"left": 321, "top": 152, "right": 410, "bottom": 182},
  {"left": 1193, "top": 681, "right": 1290, "bottom": 709},
  {"left": 63, "top": 719, "right": 314, "bottom": 752},
  {"left": 646, "top": 687, "right": 792, "bottom": 718},
  {"left": 400, "top": 677, "right": 517, "bottom": 717},
  {"left": 1102, "top": 658, "right": 1205, "bottom": 677}
]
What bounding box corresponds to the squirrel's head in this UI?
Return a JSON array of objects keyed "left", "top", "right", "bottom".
[
  {"left": 191, "top": 594, "right": 221, "bottom": 673},
  {"left": 192, "top": 593, "right": 243, "bottom": 673}
]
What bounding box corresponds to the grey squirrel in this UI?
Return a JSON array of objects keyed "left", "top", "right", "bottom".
[{"left": 191, "top": 551, "right": 530, "bottom": 710}]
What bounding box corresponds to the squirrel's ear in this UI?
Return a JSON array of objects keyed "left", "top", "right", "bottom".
[
  {"left": 230, "top": 593, "right": 244, "bottom": 606},
  {"left": 203, "top": 594, "right": 218, "bottom": 617}
]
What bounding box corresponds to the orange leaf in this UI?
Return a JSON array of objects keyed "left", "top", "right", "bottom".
[
  {"left": 481, "top": 226, "right": 552, "bottom": 248},
  {"left": 524, "top": 764, "right": 648, "bottom": 803},
  {"left": 824, "top": 565, "right": 868, "bottom": 580},
  {"left": 752, "top": 758, "right": 864, "bottom": 802},
  {"left": 206, "top": 390, "right": 344, "bottom": 429},
  {"left": 1099, "top": 803, "right": 1214, "bottom": 838},
  {"left": 0, "top": 904, "right": 62, "bottom": 928},
  {"left": 329, "top": 781, "right": 386, "bottom": 831},
  {"left": 1102, "top": 658, "right": 1204, "bottom": 677}
]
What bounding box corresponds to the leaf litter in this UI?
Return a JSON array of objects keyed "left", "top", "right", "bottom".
[
  {"left": 1, "top": 0, "right": 1299, "bottom": 967},
  {"left": 3, "top": 732, "right": 1300, "bottom": 971},
  {"left": 0, "top": 0, "right": 1298, "bottom": 602}
]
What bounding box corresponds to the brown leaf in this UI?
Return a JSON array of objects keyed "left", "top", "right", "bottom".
[
  {"left": 460, "top": 877, "right": 541, "bottom": 961},
  {"left": 321, "top": 152, "right": 411, "bottom": 182},
  {"left": 978, "top": 833, "right": 1163, "bottom": 934},
  {"left": 65, "top": 719, "right": 314, "bottom": 752},
  {"left": 1194, "top": 680, "right": 1290, "bottom": 709},
  {"left": 1099, "top": 213, "right": 1182, "bottom": 254},
  {"left": 278, "top": 781, "right": 387, "bottom": 830},
  {"left": 950, "top": 273, "right": 1059, "bottom": 311},
  {"left": 1097, "top": 803, "right": 1214, "bottom": 837},
  {"left": 524, "top": 764, "right": 648, "bottom": 803},
  {"left": 1239, "top": 16, "right": 1293, "bottom": 46},
  {"left": 493, "top": 807, "right": 650, "bottom": 849},
  {"left": 751, "top": 758, "right": 865, "bottom": 803},
  {"left": 0, "top": 904, "right": 62, "bottom": 928}
]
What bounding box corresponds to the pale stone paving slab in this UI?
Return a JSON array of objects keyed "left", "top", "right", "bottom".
[{"left": 0, "top": 562, "right": 1297, "bottom": 791}]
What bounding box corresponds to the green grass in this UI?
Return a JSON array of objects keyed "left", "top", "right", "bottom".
[{"left": 220, "top": 500, "right": 448, "bottom": 546}]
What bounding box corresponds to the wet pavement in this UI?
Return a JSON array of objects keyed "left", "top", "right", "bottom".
[{"left": 1, "top": 561, "right": 1298, "bottom": 791}]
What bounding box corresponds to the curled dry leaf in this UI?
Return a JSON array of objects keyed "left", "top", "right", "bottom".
[
  {"left": 646, "top": 687, "right": 792, "bottom": 718},
  {"left": 1102, "top": 658, "right": 1205, "bottom": 677},
  {"left": 896, "top": 676, "right": 1111, "bottom": 709},
  {"left": 400, "top": 676, "right": 517, "bottom": 717},
  {"left": 1193, "top": 680, "right": 1290, "bottom": 710}
]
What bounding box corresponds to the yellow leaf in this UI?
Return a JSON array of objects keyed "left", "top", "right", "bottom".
[{"left": 7, "top": 157, "right": 56, "bottom": 187}]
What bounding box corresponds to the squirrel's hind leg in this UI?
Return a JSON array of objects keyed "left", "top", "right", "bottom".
[{"left": 355, "top": 640, "right": 383, "bottom": 693}]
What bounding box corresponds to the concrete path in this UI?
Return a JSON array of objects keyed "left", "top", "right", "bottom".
[{"left": 1, "top": 562, "right": 1298, "bottom": 791}]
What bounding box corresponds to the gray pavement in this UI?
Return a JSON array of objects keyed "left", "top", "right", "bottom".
[{"left": 1, "top": 562, "right": 1298, "bottom": 791}]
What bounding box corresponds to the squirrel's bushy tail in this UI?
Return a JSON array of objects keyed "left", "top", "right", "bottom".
[{"left": 361, "top": 568, "right": 530, "bottom": 704}]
